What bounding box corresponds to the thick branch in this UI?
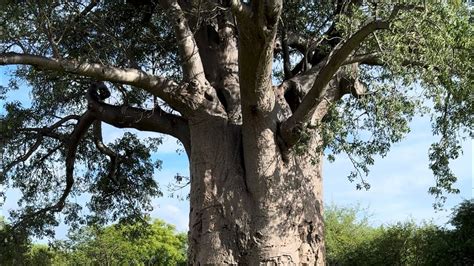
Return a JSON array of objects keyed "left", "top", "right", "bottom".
[
  {"left": 86, "top": 84, "right": 190, "bottom": 152},
  {"left": 164, "top": 0, "right": 206, "bottom": 83},
  {"left": 93, "top": 120, "right": 119, "bottom": 181},
  {"left": 59, "top": 111, "right": 95, "bottom": 210},
  {"left": 280, "top": 20, "right": 389, "bottom": 147},
  {"left": 0, "top": 52, "right": 184, "bottom": 111},
  {"left": 234, "top": 0, "right": 283, "bottom": 113}
]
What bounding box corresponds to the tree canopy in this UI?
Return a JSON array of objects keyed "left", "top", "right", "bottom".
[
  {"left": 0, "top": 217, "right": 187, "bottom": 265},
  {"left": 324, "top": 199, "right": 474, "bottom": 265},
  {"left": 0, "top": 0, "right": 472, "bottom": 245}
]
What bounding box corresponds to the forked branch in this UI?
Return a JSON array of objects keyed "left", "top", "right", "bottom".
[
  {"left": 280, "top": 19, "right": 389, "bottom": 147},
  {"left": 86, "top": 83, "right": 190, "bottom": 152},
  {"left": 12, "top": 111, "right": 95, "bottom": 230}
]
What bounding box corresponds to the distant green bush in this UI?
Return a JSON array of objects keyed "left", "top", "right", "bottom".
[
  {"left": 60, "top": 219, "right": 187, "bottom": 266},
  {"left": 3, "top": 200, "right": 472, "bottom": 265},
  {"left": 0, "top": 218, "right": 186, "bottom": 266},
  {"left": 325, "top": 199, "right": 474, "bottom": 265}
]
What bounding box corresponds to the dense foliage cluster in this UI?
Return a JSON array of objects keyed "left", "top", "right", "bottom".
[
  {"left": 0, "top": 218, "right": 187, "bottom": 265},
  {"left": 325, "top": 199, "right": 474, "bottom": 265}
]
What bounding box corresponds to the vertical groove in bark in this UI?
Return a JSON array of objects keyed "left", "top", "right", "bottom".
[
  {"left": 194, "top": 11, "right": 242, "bottom": 124},
  {"left": 245, "top": 133, "right": 326, "bottom": 265},
  {"left": 187, "top": 113, "right": 325, "bottom": 264},
  {"left": 187, "top": 115, "right": 251, "bottom": 264}
]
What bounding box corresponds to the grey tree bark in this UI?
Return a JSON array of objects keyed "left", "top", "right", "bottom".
[{"left": 187, "top": 116, "right": 325, "bottom": 264}]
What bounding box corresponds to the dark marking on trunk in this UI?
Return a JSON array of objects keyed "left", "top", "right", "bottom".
[
  {"left": 206, "top": 25, "right": 221, "bottom": 46},
  {"left": 276, "top": 122, "right": 290, "bottom": 163},
  {"left": 204, "top": 91, "right": 214, "bottom": 102},
  {"left": 250, "top": 104, "right": 258, "bottom": 115},
  {"left": 239, "top": 129, "right": 250, "bottom": 193},
  {"left": 216, "top": 88, "right": 228, "bottom": 110}
]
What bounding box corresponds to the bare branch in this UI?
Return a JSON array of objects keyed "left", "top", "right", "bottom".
[
  {"left": 164, "top": 0, "right": 206, "bottom": 83},
  {"left": 345, "top": 52, "right": 440, "bottom": 72},
  {"left": 234, "top": 0, "right": 283, "bottom": 114},
  {"left": 0, "top": 52, "right": 185, "bottom": 112},
  {"left": 49, "top": 115, "right": 82, "bottom": 129},
  {"left": 3, "top": 114, "right": 83, "bottom": 175},
  {"left": 280, "top": 21, "right": 293, "bottom": 80},
  {"left": 93, "top": 120, "right": 119, "bottom": 181},
  {"left": 77, "top": 0, "right": 99, "bottom": 19},
  {"left": 59, "top": 111, "right": 95, "bottom": 210},
  {"left": 344, "top": 52, "right": 381, "bottom": 65},
  {"left": 3, "top": 135, "right": 43, "bottom": 174}
]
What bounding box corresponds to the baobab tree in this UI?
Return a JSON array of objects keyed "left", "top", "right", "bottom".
[{"left": 0, "top": 1, "right": 472, "bottom": 264}]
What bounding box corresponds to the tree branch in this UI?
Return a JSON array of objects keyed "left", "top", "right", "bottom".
[
  {"left": 344, "top": 52, "right": 381, "bottom": 65},
  {"left": 164, "top": 0, "right": 206, "bottom": 83},
  {"left": 0, "top": 52, "right": 185, "bottom": 112},
  {"left": 2, "top": 114, "right": 82, "bottom": 175},
  {"left": 345, "top": 52, "right": 440, "bottom": 72},
  {"left": 86, "top": 83, "right": 190, "bottom": 152},
  {"left": 59, "top": 111, "right": 95, "bottom": 210},
  {"left": 12, "top": 111, "right": 95, "bottom": 230},
  {"left": 280, "top": 21, "right": 293, "bottom": 80},
  {"left": 93, "top": 120, "right": 119, "bottom": 182},
  {"left": 280, "top": 19, "right": 389, "bottom": 147},
  {"left": 3, "top": 135, "right": 43, "bottom": 175}
]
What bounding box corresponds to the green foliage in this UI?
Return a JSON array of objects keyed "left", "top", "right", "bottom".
[
  {"left": 0, "top": 216, "right": 32, "bottom": 265},
  {"left": 24, "top": 244, "right": 67, "bottom": 266},
  {"left": 0, "top": 1, "right": 173, "bottom": 237},
  {"left": 276, "top": 2, "right": 473, "bottom": 200},
  {"left": 324, "top": 204, "right": 380, "bottom": 261},
  {"left": 59, "top": 218, "right": 186, "bottom": 266},
  {"left": 325, "top": 199, "right": 474, "bottom": 265},
  {"left": 0, "top": 218, "right": 187, "bottom": 265},
  {"left": 448, "top": 199, "right": 474, "bottom": 264},
  {"left": 320, "top": 3, "right": 473, "bottom": 202},
  {"left": 86, "top": 133, "right": 163, "bottom": 225}
]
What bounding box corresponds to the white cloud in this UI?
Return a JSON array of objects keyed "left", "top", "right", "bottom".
[{"left": 151, "top": 202, "right": 189, "bottom": 232}]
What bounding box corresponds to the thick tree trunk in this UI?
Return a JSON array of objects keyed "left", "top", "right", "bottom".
[{"left": 187, "top": 115, "right": 325, "bottom": 265}]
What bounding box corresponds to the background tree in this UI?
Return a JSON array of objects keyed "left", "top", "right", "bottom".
[
  {"left": 0, "top": 1, "right": 472, "bottom": 264},
  {"left": 61, "top": 219, "right": 187, "bottom": 265},
  {"left": 324, "top": 199, "right": 474, "bottom": 265},
  {"left": 0, "top": 215, "right": 31, "bottom": 265},
  {"left": 1, "top": 217, "right": 186, "bottom": 265}
]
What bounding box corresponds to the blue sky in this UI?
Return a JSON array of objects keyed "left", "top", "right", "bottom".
[{"left": 0, "top": 67, "right": 472, "bottom": 239}]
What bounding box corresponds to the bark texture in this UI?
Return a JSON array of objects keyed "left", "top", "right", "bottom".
[{"left": 187, "top": 116, "right": 325, "bottom": 265}]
